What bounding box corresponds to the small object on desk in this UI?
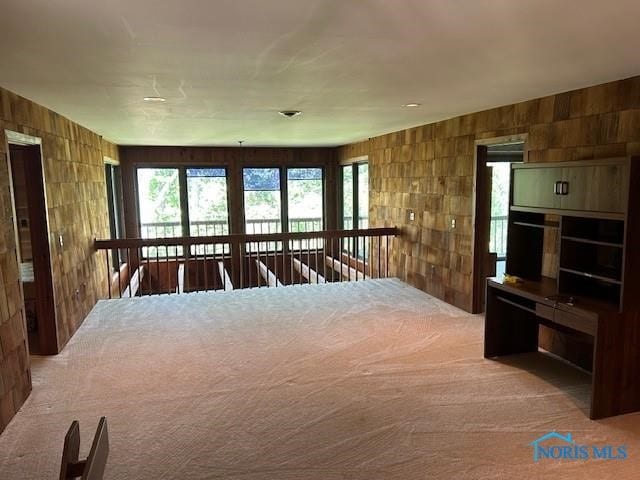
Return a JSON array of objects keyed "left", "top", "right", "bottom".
[
  {"left": 546, "top": 294, "right": 576, "bottom": 306},
  {"left": 502, "top": 273, "right": 523, "bottom": 284}
]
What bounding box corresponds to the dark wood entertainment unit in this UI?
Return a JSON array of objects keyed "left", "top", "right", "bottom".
[{"left": 484, "top": 157, "right": 640, "bottom": 419}]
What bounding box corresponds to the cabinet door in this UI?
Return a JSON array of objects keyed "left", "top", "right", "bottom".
[
  {"left": 561, "top": 164, "right": 627, "bottom": 213},
  {"left": 512, "top": 167, "right": 562, "bottom": 209}
]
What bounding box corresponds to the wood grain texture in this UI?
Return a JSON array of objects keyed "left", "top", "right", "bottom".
[
  {"left": 338, "top": 75, "right": 640, "bottom": 312},
  {"left": 0, "top": 86, "right": 114, "bottom": 432}
]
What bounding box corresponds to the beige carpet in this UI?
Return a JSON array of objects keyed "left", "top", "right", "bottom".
[{"left": 0, "top": 278, "right": 639, "bottom": 479}]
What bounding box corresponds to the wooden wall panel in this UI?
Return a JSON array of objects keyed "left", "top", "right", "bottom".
[
  {"left": 338, "top": 75, "right": 640, "bottom": 312},
  {"left": 0, "top": 86, "right": 113, "bottom": 433}
]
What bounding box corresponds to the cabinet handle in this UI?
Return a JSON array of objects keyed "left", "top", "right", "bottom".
[
  {"left": 554, "top": 181, "right": 561, "bottom": 195},
  {"left": 561, "top": 181, "right": 569, "bottom": 195}
]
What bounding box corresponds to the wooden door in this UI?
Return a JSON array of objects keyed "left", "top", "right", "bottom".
[
  {"left": 9, "top": 145, "right": 58, "bottom": 354},
  {"left": 560, "top": 164, "right": 627, "bottom": 214},
  {"left": 512, "top": 166, "right": 562, "bottom": 209},
  {"left": 472, "top": 146, "right": 494, "bottom": 313}
]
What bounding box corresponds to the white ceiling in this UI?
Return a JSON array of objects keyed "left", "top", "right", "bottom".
[{"left": 0, "top": 0, "right": 639, "bottom": 147}]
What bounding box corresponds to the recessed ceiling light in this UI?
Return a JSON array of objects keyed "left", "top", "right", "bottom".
[
  {"left": 278, "top": 110, "right": 302, "bottom": 117},
  {"left": 402, "top": 103, "right": 421, "bottom": 108},
  {"left": 143, "top": 96, "right": 166, "bottom": 102}
]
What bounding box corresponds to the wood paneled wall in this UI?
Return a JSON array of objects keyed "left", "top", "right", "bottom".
[
  {"left": 119, "top": 146, "right": 337, "bottom": 238},
  {"left": 338, "top": 76, "right": 640, "bottom": 312},
  {"left": 0, "top": 86, "right": 113, "bottom": 433}
]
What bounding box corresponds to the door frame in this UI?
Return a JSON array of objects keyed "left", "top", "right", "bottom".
[
  {"left": 5, "top": 129, "right": 58, "bottom": 354},
  {"left": 471, "top": 133, "right": 528, "bottom": 313}
]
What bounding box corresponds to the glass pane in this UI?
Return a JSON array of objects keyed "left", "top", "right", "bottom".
[
  {"left": 342, "top": 166, "right": 353, "bottom": 229},
  {"left": 105, "top": 164, "right": 124, "bottom": 268},
  {"left": 137, "top": 168, "right": 182, "bottom": 257},
  {"left": 288, "top": 168, "right": 323, "bottom": 232},
  {"left": 244, "top": 168, "right": 282, "bottom": 251},
  {"left": 243, "top": 168, "right": 280, "bottom": 191},
  {"left": 187, "top": 170, "right": 229, "bottom": 236},
  {"left": 186, "top": 167, "right": 226, "bottom": 178},
  {"left": 288, "top": 168, "right": 322, "bottom": 181},
  {"left": 244, "top": 191, "right": 282, "bottom": 234},
  {"left": 187, "top": 168, "right": 229, "bottom": 255},
  {"left": 357, "top": 163, "right": 369, "bottom": 229},
  {"left": 356, "top": 163, "right": 369, "bottom": 260},
  {"left": 488, "top": 162, "right": 511, "bottom": 267},
  {"left": 288, "top": 168, "right": 323, "bottom": 250}
]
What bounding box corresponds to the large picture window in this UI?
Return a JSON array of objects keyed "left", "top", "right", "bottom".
[
  {"left": 136, "top": 167, "right": 230, "bottom": 256},
  {"left": 134, "top": 165, "right": 325, "bottom": 256}
]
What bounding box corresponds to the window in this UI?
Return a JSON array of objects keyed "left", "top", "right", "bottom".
[
  {"left": 287, "top": 168, "right": 323, "bottom": 232},
  {"left": 342, "top": 165, "right": 354, "bottom": 230},
  {"left": 341, "top": 162, "right": 369, "bottom": 258},
  {"left": 288, "top": 167, "right": 324, "bottom": 250},
  {"left": 137, "top": 168, "right": 182, "bottom": 238},
  {"left": 105, "top": 163, "right": 124, "bottom": 269},
  {"left": 187, "top": 168, "right": 229, "bottom": 236},
  {"left": 243, "top": 168, "right": 282, "bottom": 235},
  {"left": 357, "top": 163, "right": 369, "bottom": 229},
  {"left": 137, "top": 167, "right": 230, "bottom": 257}
]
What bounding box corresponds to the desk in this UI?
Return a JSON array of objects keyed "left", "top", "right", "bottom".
[{"left": 485, "top": 277, "right": 640, "bottom": 419}]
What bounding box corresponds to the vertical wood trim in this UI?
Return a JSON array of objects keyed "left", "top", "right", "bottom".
[{"left": 472, "top": 145, "right": 489, "bottom": 314}]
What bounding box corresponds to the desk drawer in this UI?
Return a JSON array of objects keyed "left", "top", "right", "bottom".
[
  {"left": 555, "top": 309, "right": 597, "bottom": 336},
  {"left": 536, "top": 303, "right": 596, "bottom": 336}
]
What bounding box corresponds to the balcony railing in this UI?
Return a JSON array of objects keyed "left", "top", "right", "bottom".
[
  {"left": 95, "top": 227, "right": 397, "bottom": 299},
  {"left": 489, "top": 215, "right": 508, "bottom": 260},
  {"left": 139, "top": 217, "right": 370, "bottom": 258},
  {"left": 140, "top": 217, "right": 368, "bottom": 238}
]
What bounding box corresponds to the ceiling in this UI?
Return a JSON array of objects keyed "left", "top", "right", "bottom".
[{"left": 1, "top": 0, "right": 639, "bottom": 147}]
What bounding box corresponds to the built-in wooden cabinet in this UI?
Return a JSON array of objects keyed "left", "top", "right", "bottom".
[
  {"left": 512, "top": 159, "right": 627, "bottom": 214},
  {"left": 486, "top": 156, "right": 640, "bottom": 419}
]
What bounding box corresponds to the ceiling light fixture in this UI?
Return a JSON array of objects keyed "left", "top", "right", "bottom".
[
  {"left": 143, "top": 96, "right": 166, "bottom": 102},
  {"left": 402, "top": 103, "right": 421, "bottom": 107},
  {"left": 278, "top": 110, "right": 302, "bottom": 118}
]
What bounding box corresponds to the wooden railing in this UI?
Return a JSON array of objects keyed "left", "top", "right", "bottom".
[
  {"left": 489, "top": 215, "right": 508, "bottom": 260},
  {"left": 95, "top": 227, "right": 398, "bottom": 299},
  {"left": 139, "top": 217, "right": 367, "bottom": 238}
]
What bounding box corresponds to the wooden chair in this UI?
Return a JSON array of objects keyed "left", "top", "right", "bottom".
[{"left": 59, "top": 417, "right": 109, "bottom": 480}]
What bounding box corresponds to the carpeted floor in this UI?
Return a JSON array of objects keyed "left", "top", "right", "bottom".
[{"left": 0, "top": 278, "right": 639, "bottom": 479}]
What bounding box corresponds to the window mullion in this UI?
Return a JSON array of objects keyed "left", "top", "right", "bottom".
[
  {"left": 281, "top": 166, "right": 289, "bottom": 233},
  {"left": 352, "top": 164, "right": 359, "bottom": 231},
  {"left": 179, "top": 167, "right": 190, "bottom": 237}
]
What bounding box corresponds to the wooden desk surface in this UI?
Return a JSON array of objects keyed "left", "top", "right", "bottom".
[{"left": 487, "top": 276, "right": 618, "bottom": 318}]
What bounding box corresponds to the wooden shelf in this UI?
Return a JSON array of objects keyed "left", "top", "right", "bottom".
[
  {"left": 559, "top": 267, "right": 622, "bottom": 285},
  {"left": 513, "top": 220, "right": 560, "bottom": 229},
  {"left": 561, "top": 235, "right": 623, "bottom": 248},
  {"left": 510, "top": 205, "right": 625, "bottom": 220}
]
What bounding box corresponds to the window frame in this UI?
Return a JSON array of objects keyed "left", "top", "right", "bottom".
[
  {"left": 241, "top": 165, "right": 326, "bottom": 235},
  {"left": 134, "top": 165, "right": 231, "bottom": 240},
  {"left": 185, "top": 166, "right": 231, "bottom": 237},
  {"left": 286, "top": 166, "right": 326, "bottom": 234},
  {"left": 105, "top": 162, "right": 124, "bottom": 269},
  {"left": 339, "top": 160, "right": 368, "bottom": 230}
]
